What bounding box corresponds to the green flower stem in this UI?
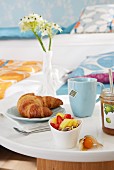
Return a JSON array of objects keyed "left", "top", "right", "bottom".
[
  {"left": 33, "top": 31, "right": 46, "bottom": 52},
  {"left": 48, "top": 35, "right": 52, "bottom": 51}
]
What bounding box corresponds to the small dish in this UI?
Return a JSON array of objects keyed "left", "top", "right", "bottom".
[
  {"left": 5, "top": 106, "right": 65, "bottom": 122},
  {"left": 49, "top": 117, "right": 83, "bottom": 149}
]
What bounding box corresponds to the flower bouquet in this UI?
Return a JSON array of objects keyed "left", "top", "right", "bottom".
[{"left": 19, "top": 13, "right": 62, "bottom": 96}]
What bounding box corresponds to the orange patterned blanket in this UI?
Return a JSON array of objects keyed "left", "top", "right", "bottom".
[{"left": 0, "top": 59, "right": 42, "bottom": 99}]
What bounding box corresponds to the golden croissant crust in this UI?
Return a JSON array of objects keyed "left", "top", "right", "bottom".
[{"left": 17, "top": 93, "right": 63, "bottom": 118}]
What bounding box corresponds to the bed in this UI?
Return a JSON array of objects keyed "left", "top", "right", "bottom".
[
  {"left": 1, "top": 33, "right": 114, "bottom": 69},
  {"left": 0, "top": 32, "right": 114, "bottom": 98},
  {"left": 1, "top": 4, "right": 114, "bottom": 99}
]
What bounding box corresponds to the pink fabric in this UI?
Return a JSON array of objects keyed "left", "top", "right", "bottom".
[{"left": 77, "top": 72, "right": 114, "bottom": 84}]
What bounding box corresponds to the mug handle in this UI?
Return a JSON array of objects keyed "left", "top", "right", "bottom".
[{"left": 96, "top": 82, "right": 105, "bottom": 103}]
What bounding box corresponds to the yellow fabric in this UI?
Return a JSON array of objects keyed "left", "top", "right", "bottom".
[{"left": 0, "top": 59, "right": 43, "bottom": 99}]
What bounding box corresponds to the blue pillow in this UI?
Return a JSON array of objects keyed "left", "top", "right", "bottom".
[
  {"left": 57, "top": 51, "right": 114, "bottom": 95},
  {"left": 0, "top": 23, "right": 75, "bottom": 40},
  {"left": 60, "top": 22, "right": 76, "bottom": 34},
  {"left": 0, "top": 27, "right": 36, "bottom": 39},
  {"left": 68, "top": 51, "right": 114, "bottom": 79}
]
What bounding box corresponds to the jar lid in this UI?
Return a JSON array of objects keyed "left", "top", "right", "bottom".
[{"left": 100, "top": 88, "right": 114, "bottom": 99}]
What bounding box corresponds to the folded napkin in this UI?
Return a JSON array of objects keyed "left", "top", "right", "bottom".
[{"left": 4, "top": 115, "right": 50, "bottom": 132}]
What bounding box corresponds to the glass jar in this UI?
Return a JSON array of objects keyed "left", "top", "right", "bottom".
[{"left": 100, "top": 88, "right": 114, "bottom": 135}]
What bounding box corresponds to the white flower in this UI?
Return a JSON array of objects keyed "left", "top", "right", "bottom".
[
  {"left": 19, "top": 13, "right": 62, "bottom": 52},
  {"left": 52, "top": 23, "right": 62, "bottom": 32}
]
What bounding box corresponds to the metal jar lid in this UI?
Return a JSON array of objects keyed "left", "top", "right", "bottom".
[{"left": 100, "top": 88, "right": 114, "bottom": 101}]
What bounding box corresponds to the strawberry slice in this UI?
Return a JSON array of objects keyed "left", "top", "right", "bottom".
[
  {"left": 64, "top": 114, "right": 72, "bottom": 119},
  {"left": 57, "top": 115, "right": 63, "bottom": 126},
  {"left": 50, "top": 122, "right": 59, "bottom": 130}
]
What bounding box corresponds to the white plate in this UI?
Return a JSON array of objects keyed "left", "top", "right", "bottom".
[{"left": 6, "top": 106, "right": 65, "bottom": 122}]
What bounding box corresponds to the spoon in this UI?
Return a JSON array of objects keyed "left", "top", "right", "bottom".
[{"left": 109, "top": 68, "right": 113, "bottom": 94}]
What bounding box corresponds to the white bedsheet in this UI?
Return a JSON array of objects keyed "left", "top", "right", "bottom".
[
  {"left": 0, "top": 33, "right": 114, "bottom": 98},
  {"left": 0, "top": 33, "right": 114, "bottom": 70},
  {"left": 4, "top": 65, "right": 68, "bottom": 98}
]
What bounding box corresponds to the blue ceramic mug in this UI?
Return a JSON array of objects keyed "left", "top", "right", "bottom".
[{"left": 68, "top": 77, "right": 104, "bottom": 118}]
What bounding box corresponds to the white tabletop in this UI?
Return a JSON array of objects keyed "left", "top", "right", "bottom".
[{"left": 0, "top": 93, "right": 114, "bottom": 162}]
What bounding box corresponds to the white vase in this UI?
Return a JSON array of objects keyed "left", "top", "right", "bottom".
[{"left": 37, "top": 51, "right": 56, "bottom": 96}]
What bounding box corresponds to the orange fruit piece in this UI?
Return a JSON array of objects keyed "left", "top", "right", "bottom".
[{"left": 83, "top": 136, "right": 94, "bottom": 149}]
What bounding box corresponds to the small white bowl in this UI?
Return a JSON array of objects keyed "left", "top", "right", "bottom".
[{"left": 49, "top": 119, "right": 83, "bottom": 149}]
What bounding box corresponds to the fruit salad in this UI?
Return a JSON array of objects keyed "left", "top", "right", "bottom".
[{"left": 50, "top": 113, "right": 80, "bottom": 131}]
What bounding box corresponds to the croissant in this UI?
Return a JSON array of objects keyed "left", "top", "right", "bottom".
[{"left": 17, "top": 93, "right": 63, "bottom": 118}]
